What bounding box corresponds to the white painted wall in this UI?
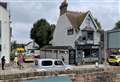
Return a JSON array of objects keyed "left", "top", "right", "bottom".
[
  {"left": 40, "top": 50, "right": 69, "bottom": 64},
  {"left": 0, "top": 6, "right": 10, "bottom": 63},
  {"left": 94, "top": 31, "right": 100, "bottom": 44},
  {"left": 25, "top": 41, "right": 39, "bottom": 50},
  {"left": 52, "top": 12, "right": 100, "bottom": 48},
  {"left": 76, "top": 12, "right": 100, "bottom": 45},
  {"left": 80, "top": 14, "right": 96, "bottom": 31},
  {"left": 52, "top": 14, "right": 77, "bottom": 48}
]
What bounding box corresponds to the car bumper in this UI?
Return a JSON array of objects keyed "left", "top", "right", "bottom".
[
  {"left": 108, "top": 62, "right": 119, "bottom": 65},
  {"left": 24, "top": 59, "right": 34, "bottom": 62}
]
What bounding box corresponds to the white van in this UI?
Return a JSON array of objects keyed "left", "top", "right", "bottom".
[{"left": 34, "top": 59, "right": 73, "bottom": 71}]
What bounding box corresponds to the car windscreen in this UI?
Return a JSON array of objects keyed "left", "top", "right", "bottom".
[
  {"left": 109, "top": 56, "right": 116, "bottom": 59},
  {"left": 42, "top": 61, "right": 52, "bottom": 66},
  {"left": 54, "top": 61, "right": 64, "bottom": 65}
]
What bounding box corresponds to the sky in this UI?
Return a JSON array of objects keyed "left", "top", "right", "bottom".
[{"left": 1, "top": 0, "right": 120, "bottom": 44}]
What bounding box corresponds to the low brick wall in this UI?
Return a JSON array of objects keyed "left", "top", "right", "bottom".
[
  {"left": 1, "top": 67, "right": 120, "bottom": 82},
  {"left": 0, "top": 68, "right": 103, "bottom": 82},
  {"left": 72, "top": 67, "right": 120, "bottom": 82}
]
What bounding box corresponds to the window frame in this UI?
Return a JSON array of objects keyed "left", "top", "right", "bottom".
[
  {"left": 87, "top": 31, "right": 94, "bottom": 40},
  {"left": 41, "top": 60, "right": 53, "bottom": 66},
  {"left": 67, "top": 28, "right": 74, "bottom": 35},
  {"left": 54, "top": 60, "right": 64, "bottom": 66}
]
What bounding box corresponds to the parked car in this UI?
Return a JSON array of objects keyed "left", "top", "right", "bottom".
[
  {"left": 24, "top": 55, "right": 34, "bottom": 62},
  {"left": 34, "top": 59, "right": 73, "bottom": 71},
  {"left": 107, "top": 55, "right": 120, "bottom": 66}
]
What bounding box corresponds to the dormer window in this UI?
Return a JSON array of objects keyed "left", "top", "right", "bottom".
[
  {"left": 87, "top": 31, "right": 93, "bottom": 40},
  {"left": 67, "top": 28, "right": 74, "bottom": 35}
]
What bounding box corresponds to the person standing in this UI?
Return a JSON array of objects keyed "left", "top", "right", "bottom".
[
  {"left": 1, "top": 56, "right": 5, "bottom": 70},
  {"left": 17, "top": 54, "right": 24, "bottom": 69},
  {"left": 14, "top": 56, "right": 19, "bottom": 67},
  {"left": 61, "top": 56, "right": 65, "bottom": 62}
]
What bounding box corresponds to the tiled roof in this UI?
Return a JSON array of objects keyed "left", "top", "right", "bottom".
[{"left": 66, "top": 11, "right": 88, "bottom": 31}]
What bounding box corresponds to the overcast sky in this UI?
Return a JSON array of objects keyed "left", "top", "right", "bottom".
[{"left": 3, "top": 0, "right": 120, "bottom": 43}]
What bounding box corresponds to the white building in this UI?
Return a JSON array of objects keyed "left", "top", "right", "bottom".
[
  {"left": 25, "top": 41, "right": 39, "bottom": 56},
  {"left": 41, "top": 0, "right": 102, "bottom": 64},
  {"left": 107, "top": 29, "right": 120, "bottom": 55},
  {"left": 0, "top": 2, "right": 11, "bottom": 63}
]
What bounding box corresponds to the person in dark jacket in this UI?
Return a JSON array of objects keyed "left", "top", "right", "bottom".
[
  {"left": 1, "top": 56, "right": 5, "bottom": 70},
  {"left": 61, "top": 56, "right": 65, "bottom": 62}
]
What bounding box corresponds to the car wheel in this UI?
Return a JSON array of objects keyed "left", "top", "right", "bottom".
[{"left": 108, "top": 62, "right": 112, "bottom": 65}]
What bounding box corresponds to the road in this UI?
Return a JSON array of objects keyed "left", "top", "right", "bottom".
[{"left": 0, "top": 62, "right": 118, "bottom": 75}]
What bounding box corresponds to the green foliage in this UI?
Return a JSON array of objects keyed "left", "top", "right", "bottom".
[
  {"left": 11, "top": 41, "right": 17, "bottom": 50},
  {"left": 30, "top": 19, "right": 55, "bottom": 48},
  {"left": 10, "top": 53, "right": 15, "bottom": 61},
  {"left": 114, "top": 20, "right": 120, "bottom": 29}
]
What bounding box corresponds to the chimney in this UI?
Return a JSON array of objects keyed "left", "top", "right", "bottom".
[{"left": 59, "top": 0, "right": 68, "bottom": 16}]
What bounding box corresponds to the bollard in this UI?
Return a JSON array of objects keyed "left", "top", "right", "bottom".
[{"left": 95, "top": 62, "right": 99, "bottom": 68}]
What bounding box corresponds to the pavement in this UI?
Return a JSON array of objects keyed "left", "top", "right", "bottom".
[
  {"left": 0, "top": 62, "right": 35, "bottom": 75},
  {"left": 0, "top": 62, "right": 114, "bottom": 75}
]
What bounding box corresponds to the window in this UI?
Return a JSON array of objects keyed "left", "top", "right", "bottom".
[
  {"left": 109, "top": 56, "right": 116, "bottom": 59},
  {"left": 42, "top": 61, "right": 52, "bottom": 66},
  {"left": 59, "top": 51, "right": 65, "bottom": 54},
  {"left": 82, "top": 37, "right": 86, "bottom": 41},
  {"left": 54, "top": 61, "right": 64, "bottom": 66},
  {"left": 35, "top": 60, "right": 38, "bottom": 65},
  {"left": 81, "top": 31, "right": 87, "bottom": 41},
  {"left": 67, "top": 29, "right": 74, "bottom": 35},
  {"left": 87, "top": 32, "right": 93, "bottom": 40}
]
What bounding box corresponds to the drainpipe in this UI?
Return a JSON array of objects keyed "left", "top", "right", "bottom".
[
  {"left": 99, "top": 43, "right": 102, "bottom": 64},
  {"left": 104, "top": 31, "right": 108, "bottom": 65}
]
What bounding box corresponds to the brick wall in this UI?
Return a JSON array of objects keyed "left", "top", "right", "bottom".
[{"left": 1, "top": 67, "right": 120, "bottom": 82}]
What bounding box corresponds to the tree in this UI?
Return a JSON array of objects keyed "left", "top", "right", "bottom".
[
  {"left": 30, "top": 19, "right": 55, "bottom": 48},
  {"left": 114, "top": 20, "right": 120, "bottom": 29},
  {"left": 11, "top": 41, "right": 17, "bottom": 61}
]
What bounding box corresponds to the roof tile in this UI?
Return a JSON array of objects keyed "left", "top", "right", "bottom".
[{"left": 66, "top": 11, "right": 89, "bottom": 31}]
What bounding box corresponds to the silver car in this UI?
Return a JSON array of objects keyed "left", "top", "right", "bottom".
[{"left": 34, "top": 59, "right": 73, "bottom": 71}]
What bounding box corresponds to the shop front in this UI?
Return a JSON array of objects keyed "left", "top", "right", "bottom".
[{"left": 76, "top": 44, "right": 100, "bottom": 64}]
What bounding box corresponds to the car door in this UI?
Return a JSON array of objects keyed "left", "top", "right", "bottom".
[
  {"left": 41, "top": 60, "right": 53, "bottom": 71},
  {"left": 54, "top": 60, "right": 65, "bottom": 71}
]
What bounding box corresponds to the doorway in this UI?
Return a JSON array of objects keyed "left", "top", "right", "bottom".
[{"left": 83, "top": 49, "right": 91, "bottom": 58}]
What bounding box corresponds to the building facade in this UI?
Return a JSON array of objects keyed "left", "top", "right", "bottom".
[
  {"left": 40, "top": 0, "right": 102, "bottom": 64},
  {"left": 107, "top": 29, "right": 120, "bottom": 56},
  {"left": 25, "top": 41, "right": 39, "bottom": 56},
  {"left": 0, "top": 2, "right": 11, "bottom": 63}
]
